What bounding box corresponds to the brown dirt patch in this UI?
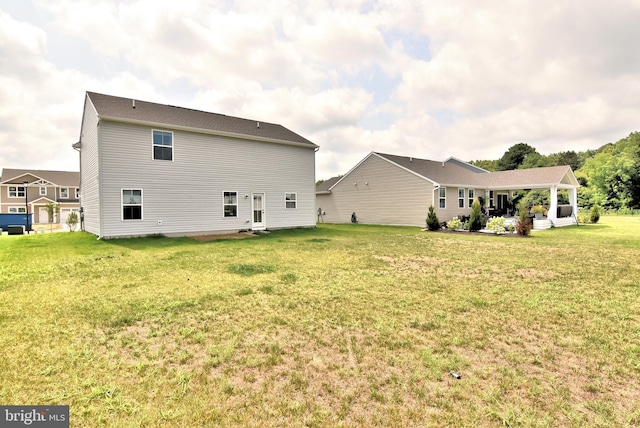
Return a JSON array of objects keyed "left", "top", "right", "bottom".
[{"left": 192, "top": 231, "right": 257, "bottom": 242}]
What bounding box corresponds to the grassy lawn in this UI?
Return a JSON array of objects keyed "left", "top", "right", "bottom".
[{"left": 1, "top": 217, "right": 639, "bottom": 427}]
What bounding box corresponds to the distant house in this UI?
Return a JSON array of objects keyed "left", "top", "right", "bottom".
[
  {"left": 316, "top": 152, "right": 580, "bottom": 228},
  {"left": 0, "top": 169, "right": 80, "bottom": 225},
  {"left": 74, "top": 92, "right": 318, "bottom": 239}
]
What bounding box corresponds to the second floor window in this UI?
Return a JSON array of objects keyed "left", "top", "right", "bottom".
[
  {"left": 60, "top": 188, "right": 69, "bottom": 199},
  {"left": 8, "top": 186, "right": 25, "bottom": 198},
  {"left": 153, "top": 130, "right": 173, "bottom": 161}
]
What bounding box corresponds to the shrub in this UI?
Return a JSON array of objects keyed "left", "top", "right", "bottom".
[
  {"left": 577, "top": 210, "right": 590, "bottom": 224},
  {"left": 531, "top": 205, "right": 546, "bottom": 215},
  {"left": 515, "top": 203, "right": 532, "bottom": 236},
  {"left": 66, "top": 211, "right": 79, "bottom": 232},
  {"left": 447, "top": 217, "right": 462, "bottom": 230},
  {"left": 590, "top": 204, "right": 601, "bottom": 224},
  {"left": 486, "top": 216, "right": 506, "bottom": 234},
  {"left": 426, "top": 205, "right": 440, "bottom": 231},
  {"left": 469, "top": 199, "right": 483, "bottom": 231}
]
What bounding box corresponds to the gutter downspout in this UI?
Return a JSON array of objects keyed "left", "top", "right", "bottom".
[{"left": 72, "top": 141, "right": 83, "bottom": 232}]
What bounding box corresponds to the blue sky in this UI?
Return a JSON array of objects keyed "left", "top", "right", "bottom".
[{"left": 1, "top": 0, "right": 639, "bottom": 179}]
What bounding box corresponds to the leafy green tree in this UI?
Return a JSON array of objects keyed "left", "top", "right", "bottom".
[
  {"left": 549, "top": 150, "right": 583, "bottom": 170},
  {"left": 469, "top": 199, "right": 483, "bottom": 231},
  {"left": 426, "top": 205, "right": 440, "bottom": 231},
  {"left": 469, "top": 159, "right": 498, "bottom": 171},
  {"left": 580, "top": 132, "right": 640, "bottom": 209},
  {"left": 497, "top": 143, "right": 538, "bottom": 171},
  {"left": 520, "top": 152, "right": 550, "bottom": 169}
]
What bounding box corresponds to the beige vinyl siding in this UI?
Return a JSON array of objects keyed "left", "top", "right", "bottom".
[
  {"left": 97, "top": 121, "right": 316, "bottom": 238},
  {"left": 79, "top": 100, "right": 101, "bottom": 235},
  {"left": 317, "top": 155, "right": 435, "bottom": 226},
  {"left": 437, "top": 187, "right": 486, "bottom": 222}
]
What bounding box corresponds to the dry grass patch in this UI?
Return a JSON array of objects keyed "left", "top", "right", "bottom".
[{"left": 1, "top": 218, "right": 640, "bottom": 426}]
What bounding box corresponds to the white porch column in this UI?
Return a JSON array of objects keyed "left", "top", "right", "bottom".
[
  {"left": 548, "top": 185, "right": 558, "bottom": 224},
  {"left": 569, "top": 187, "right": 578, "bottom": 219}
]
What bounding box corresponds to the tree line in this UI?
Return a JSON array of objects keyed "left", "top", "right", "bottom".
[{"left": 470, "top": 132, "right": 640, "bottom": 210}]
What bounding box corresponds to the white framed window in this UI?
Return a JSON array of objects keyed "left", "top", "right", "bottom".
[
  {"left": 223, "top": 191, "right": 237, "bottom": 217},
  {"left": 40, "top": 186, "right": 47, "bottom": 196},
  {"left": 489, "top": 190, "right": 495, "bottom": 208},
  {"left": 9, "top": 207, "right": 26, "bottom": 213},
  {"left": 458, "top": 188, "right": 465, "bottom": 208},
  {"left": 122, "top": 189, "right": 143, "bottom": 220},
  {"left": 60, "top": 188, "right": 69, "bottom": 199},
  {"left": 75, "top": 188, "right": 80, "bottom": 199},
  {"left": 8, "top": 186, "right": 25, "bottom": 198},
  {"left": 439, "top": 187, "right": 446, "bottom": 208},
  {"left": 285, "top": 193, "right": 297, "bottom": 209},
  {"left": 152, "top": 130, "right": 173, "bottom": 161},
  {"left": 468, "top": 189, "right": 475, "bottom": 207}
]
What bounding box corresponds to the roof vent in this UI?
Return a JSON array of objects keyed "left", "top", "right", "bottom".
[
  {"left": 257, "top": 122, "right": 260, "bottom": 128},
  {"left": 132, "top": 99, "right": 136, "bottom": 109},
  {"left": 409, "top": 157, "right": 413, "bottom": 162}
]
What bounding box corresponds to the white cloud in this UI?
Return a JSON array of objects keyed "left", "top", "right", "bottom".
[{"left": 1, "top": 0, "right": 640, "bottom": 180}]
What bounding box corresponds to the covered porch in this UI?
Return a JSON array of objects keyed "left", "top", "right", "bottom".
[{"left": 481, "top": 165, "right": 581, "bottom": 228}]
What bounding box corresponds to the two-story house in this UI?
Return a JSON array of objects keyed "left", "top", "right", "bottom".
[
  {"left": 74, "top": 92, "right": 318, "bottom": 239},
  {"left": 0, "top": 169, "right": 80, "bottom": 225}
]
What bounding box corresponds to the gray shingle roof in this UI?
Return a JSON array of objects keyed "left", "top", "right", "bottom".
[
  {"left": 318, "top": 152, "right": 579, "bottom": 193},
  {"left": 1, "top": 169, "right": 79, "bottom": 186},
  {"left": 375, "top": 153, "right": 487, "bottom": 186},
  {"left": 86, "top": 92, "right": 317, "bottom": 148},
  {"left": 316, "top": 176, "right": 341, "bottom": 193}
]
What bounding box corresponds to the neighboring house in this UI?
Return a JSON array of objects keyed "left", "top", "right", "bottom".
[
  {"left": 74, "top": 92, "right": 318, "bottom": 239},
  {"left": 316, "top": 152, "right": 580, "bottom": 228},
  {"left": 0, "top": 169, "right": 80, "bottom": 225}
]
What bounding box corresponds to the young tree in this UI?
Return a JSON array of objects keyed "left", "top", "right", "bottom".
[
  {"left": 515, "top": 202, "right": 532, "bottom": 236},
  {"left": 469, "top": 198, "right": 483, "bottom": 231},
  {"left": 426, "top": 205, "right": 440, "bottom": 231},
  {"left": 66, "top": 211, "right": 79, "bottom": 232},
  {"left": 43, "top": 202, "right": 61, "bottom": 232}
]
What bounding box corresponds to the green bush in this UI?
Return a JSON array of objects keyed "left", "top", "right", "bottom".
[
  {"left": 515, "top": 203, "right": 532, "bottom": 236},
  {"left": 590, "top": 204, "right": 601, "bottom": 223},
  {"left": 469, "top": 199, "right": 483, "bottom": 231},
  {"left": 426, "top": 205, "right": 440, "bottom": 231},
  {"left": 446, "top": 217, "right": 462, "bottom": 230},
  {"left": 486, "top": 217, "right": 506, "bottom": 234}
]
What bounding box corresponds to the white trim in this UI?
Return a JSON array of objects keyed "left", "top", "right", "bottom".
[
  {"left": 60, "top": 187, "right": 69, "bottom": 199},
  {"left": 251, "top": 193, "right": 266, "bottom": 230},
  {"left": 223, "top": 191, "right": 238, "bottom": 218},
  {"left": 7, "top": 186, "right": 26, "bottom": 198},
  {"left": 39, "top": 186, "right": 47, "bottom": 196},
  {"left": 458, "top": 188, "right": 465, "bottom": 209},
  {"left": 121, "top": 189, "right": 143, "bottom": 221},
  {"left": 152, "top": 129, "right": 174, "bottom": 162},
  {"left": 285, "top": 192, "right": 297, "bottom": 209}
]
